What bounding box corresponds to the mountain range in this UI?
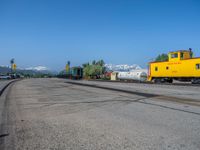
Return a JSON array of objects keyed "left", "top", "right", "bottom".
[
  {"left": 25, "top": 66, "right": 49, "bottom": 71},
  {"left": 0, "top": 65, "right": 52, "bottom": 75}
]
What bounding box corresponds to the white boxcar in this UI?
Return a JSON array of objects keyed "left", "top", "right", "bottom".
[{"left": 117, "top": 70, "right": 147, "bottom": 81}]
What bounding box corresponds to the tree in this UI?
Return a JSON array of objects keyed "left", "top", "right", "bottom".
[
  {"left": 82, "top": 59, "right": 106, "bottom": 79},
  {"left": 155, "top": 53, "right": 168, "bottom": 62},
  {"left": 83, "top": 65, "right": 91, "bottom": 77},
  {"left": 92, "top": 60, "right": 96, "bottom": 65},
  {"left": 82, "top": 63, "right": 89, "bottom": 68},
  {"left": 96, "top": 59, "right": 105, "bottom": 66}
]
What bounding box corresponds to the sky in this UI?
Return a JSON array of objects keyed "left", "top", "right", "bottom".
[{"left": 0, "top": 0, "right": 200, "bottom": 71}]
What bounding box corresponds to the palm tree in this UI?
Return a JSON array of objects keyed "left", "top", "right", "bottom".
[
  {"left": 92, "top": 60, "right": 96, "bottom": 65},
  {"left": 99, "top": 59, "right": 105, "bottom": 66}
]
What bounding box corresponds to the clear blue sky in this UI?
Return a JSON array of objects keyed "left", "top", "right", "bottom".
[{"left": 0, "top": 0, "right": 200, "bottom": 71}]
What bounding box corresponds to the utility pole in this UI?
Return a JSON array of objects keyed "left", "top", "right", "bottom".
[
  {"left": 10, "top": 58, "right": 15, "bottom": 73},
  {"left": 65, "top": 61, "right": 71, "bottom": 79}
]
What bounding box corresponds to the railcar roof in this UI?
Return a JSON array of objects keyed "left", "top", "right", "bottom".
[
  {"left": 169, "top": 50, "right": 190, "bottom": 53},
  {"left": 149, "top": 60, "right": 168, "bottom": 64},
  {"left": 149, "top": 57, "right": 200, "bottom": 64}
]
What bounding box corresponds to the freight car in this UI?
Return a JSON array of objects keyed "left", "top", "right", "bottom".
[
  {"left": 148, "top": 49, "right": 200, "bottom": 84},
  {"left": 118, "top": 70, "right": 148, "bottom": 82},
  {"left": 111, "top": 70, "right": 148, "bottom": 82},
  {"left": 70, "top": 67, "right": 83, "bottom": 80}
]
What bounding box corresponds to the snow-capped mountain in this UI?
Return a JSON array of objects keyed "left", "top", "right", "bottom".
[
  {"left": 0, "top": 65, "right": 57, "bottom": 75},
  {"left": 25, "top": 66, "right": 49, "bottom": 71},
  {"left": 105, "top": 64, "right": 142, "bottom": 72}
]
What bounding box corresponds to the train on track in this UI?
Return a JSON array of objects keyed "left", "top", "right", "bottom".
[
  {"left": 111, "top": 70, "right": 148, "bottom": 82},
  {"left": 59, "top": 67, "right": 83, "bottom": 80},
  {"left": 148, "top": 49, "right": 200, "bottom": 84},
  {"left": 109, "top": 49, "right": 200, "bottom": 84},
  {"left": 70, "top": 67, "right": 83, "bottom": 80},
  {"left": 65, "top": 49, "right": 200, "bottom": 84}
]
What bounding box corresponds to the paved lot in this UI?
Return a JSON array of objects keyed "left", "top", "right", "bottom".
[
  {"left": 0, "top": 78, "right": 200, "bottom": 150},
  {"left": 0, "top": 80, "right": 16, "bottom": 133},
  {"left": 0, "top": 80, "right": 12, "bottom": 92},
  {"left": 68, "top": 80, "right": 200, "bottom": 101}
]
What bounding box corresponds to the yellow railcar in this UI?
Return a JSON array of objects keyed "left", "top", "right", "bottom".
[{"left": 148, "top": 50, "right": 200, "bottom": 83}]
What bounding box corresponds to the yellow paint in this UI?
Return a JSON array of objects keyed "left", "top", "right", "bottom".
[
  {"left": 65, "top": 64, "right": 69, "bottom": 72},
  {"left": 148, "top": 50, "right": 200, "bottom": 81},
  {"left": 12, "top": 64, "right": 17, "bottom": 70}
]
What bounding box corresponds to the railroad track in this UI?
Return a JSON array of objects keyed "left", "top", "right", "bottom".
[{"left": 88, "top": 79, "right": 200, "bottom": 87}]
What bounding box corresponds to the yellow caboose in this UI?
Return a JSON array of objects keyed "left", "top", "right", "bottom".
[{"left": 148, "top": 49, "right": 200, "bottom": 83}]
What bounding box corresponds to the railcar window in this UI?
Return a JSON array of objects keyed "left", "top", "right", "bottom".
[
  {"left": 196, "top": 64, "right": 200, "bottom": 70},
  {"left": 180, "top": 53, "right": 184, "bottom": 59},
  {"left": 155, "top": 67, "right": 158, "bottom": 71},
  {"left": 171, "top": 53, "right": 178, "bottom": 58}
]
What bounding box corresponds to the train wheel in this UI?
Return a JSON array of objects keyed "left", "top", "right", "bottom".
[
  {"left": 167, "top": 79, "right": 173, "bottom": 83},
  {"left": 191, "top": 78, "right": 200, "bottom": 84},
  {"left": 154, "top": 78, "right": 161, "bottom": 83}
]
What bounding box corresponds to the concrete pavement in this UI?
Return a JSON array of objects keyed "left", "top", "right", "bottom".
[
  {"left": 0, "top": 78, "right": 200, "bottom": 150},
  {"left": 0, "top": 80, "right": 14, "bottom": 95},
  {"left": 66, "top": 79, "right": 200, "bottom": 101}
]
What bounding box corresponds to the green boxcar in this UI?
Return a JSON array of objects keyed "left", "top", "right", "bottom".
[{"left": 70, "top": 67, "right": 83, "bottom": 80}]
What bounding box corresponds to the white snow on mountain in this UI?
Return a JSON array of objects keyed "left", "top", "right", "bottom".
[
  {"left": 105, "top": 64, "right": 142, "bottom": 71},
  {"left": 25, "top": 66, "right": 49, "bottom": 71}
]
